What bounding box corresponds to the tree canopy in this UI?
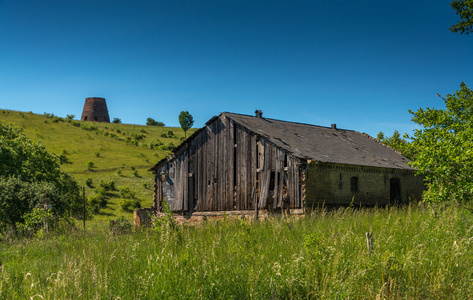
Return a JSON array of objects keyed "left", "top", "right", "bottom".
[
  {"left": 450, "top": 0, "right": 473, "bottom": 34},
  {"left": 409, "top": 83, "right": 473, "bottom": 203},
  {"left": 376, "top": 130, "right": 415, "bottom": 160},
  {"left": 146, "top": 117, "right": 165, "bottom": 126},
  {"left": 179, "top": 111, "right": 194, "bottom": 138},
  {"left": 0, "top": 122, "right": 81, "bottom": 228}
]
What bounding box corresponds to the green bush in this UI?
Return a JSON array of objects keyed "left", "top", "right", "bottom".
[
  {"left": 109, "top": 216, "right": 132, "bottom": 234},
  {"left": 80, "top": 123, "right": 99, "bottom": 132},
  {"left": 149, "top": 139, "right": 164, "bottom": 149},
  {"left": 59, "top": 154, "right": 69, "bottom": 164},
  {"left": 119, "top": 198, "right": 141, "bottom": 211},
  {"left": 131, "top": 133, "right": 146, "bottom": 141},
  {"left": 15, "top": 208, "right": 54, "bottom": 238},
  {"left": 119, "top": 186, "right": 136, "bottom": 199},
  {"left": 99, "top": 180, "right": 116, "bottom": 191},
  {"left": 88, "top": 190, "right": 108, "bottom": 213},
  {"left": 157, "top": 142, "right": 175, "bottom": 151},
  {"left": 0, "top": 178, "right": 54, "bottom": 229},
  {"left": 0, "top": 122, "right": 81, "bottom": 228},
  {"left": 146, "top": 118, "right": 164, "bottom": 126},
  {"left": 85, "top": 178, "right": 93, "bottom": 188}
]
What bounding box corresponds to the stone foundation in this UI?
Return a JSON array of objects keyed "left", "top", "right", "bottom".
[{"left": 154, "top": 209, "right": 305, "bottom": 225}]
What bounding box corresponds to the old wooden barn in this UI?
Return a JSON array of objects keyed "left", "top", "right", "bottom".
[{"left": 149, "top": 111, "right": 424, "bottom": 219}]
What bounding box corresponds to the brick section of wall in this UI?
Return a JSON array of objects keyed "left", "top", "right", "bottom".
[
  {"left": 304, "top": 162, "right": 424, "bottom": 207},
  {"left": 134, "top": 208, "right": 153, "bottom": 227},
  {"left": 81, "top": 97, "right": 110, "bottom": 123}
]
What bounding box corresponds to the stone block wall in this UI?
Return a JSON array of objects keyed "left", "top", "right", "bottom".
[{"left": 304, "top": 162, "right": 424, "bottom": 207}]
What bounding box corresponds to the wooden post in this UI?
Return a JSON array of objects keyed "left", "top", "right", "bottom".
[
  {"left": 366, "top": 232, "right": 374, "bottom": 252},
  {"left": 83, "top": 186, "right": 86, "bottom": 231}
]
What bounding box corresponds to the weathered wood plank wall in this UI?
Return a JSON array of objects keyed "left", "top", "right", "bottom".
[{"left": 154, "top": 115, "right": 303, "bottom": 213}]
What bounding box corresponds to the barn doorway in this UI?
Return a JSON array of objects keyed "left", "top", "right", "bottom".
[{"left": 390, "top": 178, "right": 401, "bottom": 204}]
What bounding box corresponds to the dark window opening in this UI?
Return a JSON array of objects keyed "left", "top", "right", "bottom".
[
  {"left": 351, "top": 177, "right": 358, "bottom": 192},
  {"left": 390, "top": 178, "right": 401, "bottom": 204},
  {"left": 269, "top": 171, "right": 276, "bottom": 190},
  {"left": 84, "top": 116, "right": 88, "bottom": 121}
]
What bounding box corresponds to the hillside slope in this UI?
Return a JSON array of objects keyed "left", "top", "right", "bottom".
[{"left": 0, "top": 109, "right": 195, "bottom": 223}]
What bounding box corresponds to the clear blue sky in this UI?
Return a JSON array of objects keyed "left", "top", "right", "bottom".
[{"left": 1, "top": 0, "right": 472, "bottom": 137}]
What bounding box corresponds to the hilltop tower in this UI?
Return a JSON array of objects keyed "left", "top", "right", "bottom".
[{"left": 81, "top": 97, "right": 110, "bottom": 123}]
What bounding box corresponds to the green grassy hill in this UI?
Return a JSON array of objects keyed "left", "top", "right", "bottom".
[{"left": 0, "top": 109, "right": 195, "bottom": 224}]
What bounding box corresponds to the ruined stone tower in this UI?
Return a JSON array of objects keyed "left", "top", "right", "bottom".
[{"left": 81, "top": 97, "right": 110, "bottom": 123}]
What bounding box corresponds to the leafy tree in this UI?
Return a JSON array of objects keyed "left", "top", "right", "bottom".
[
  {"left": 376, "top": 131, "right": 385, "bottom": 142},
  {"left": 179, "top": 111, "right": 194, "bottom": 138},
  {"left": 0, "top": 122, "right": 81, "bottom": 229},
  {"left": 146, "top": 117, "right": 165, "bottom": 126},
  {"left": 146, "top": 118, "right": 157, "bottom": 126},
  {"left": 450, "top": 0, "right": 473, "bottom": 34},
  {"left": 112, "top": 118, "right": 122, "bottom": 123},
  {"left": 409, "top": 83, "right": 473, "bottom": 204},
  {"left": 377, "top": 130, "right": 415, "bottom": 160}
]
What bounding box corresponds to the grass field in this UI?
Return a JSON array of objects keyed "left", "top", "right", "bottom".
[
  {"left": 0, "top": 204, "right": 472, "bottom": 299},
  {"left": 2, "top": 109, "right": 473, "bottom": 298},
  {"left": 0, "top": 109, "right": 196, "bottom": 224}
]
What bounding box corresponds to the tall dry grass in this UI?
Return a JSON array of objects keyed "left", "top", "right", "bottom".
[{"left": 1, "top": 204, "right": 472, "bottom": 299}]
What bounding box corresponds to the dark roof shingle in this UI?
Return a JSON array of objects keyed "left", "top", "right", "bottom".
[
  {"left": 223, "top": 112, "right": 414, "bottom": 170},
  {"left": 150, "top": 112, "right": 415, "bottom": 171}
]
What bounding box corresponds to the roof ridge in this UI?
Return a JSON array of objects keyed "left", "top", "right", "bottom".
[{"left": 222, "top": 111, "right": 356, "bottom": 132}]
